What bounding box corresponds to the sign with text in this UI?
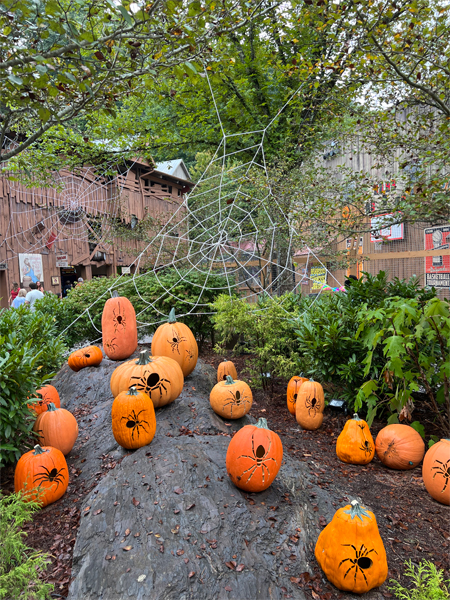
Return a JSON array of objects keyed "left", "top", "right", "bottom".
[
  {"left": 370, "top": 214, "right": 404, "bottom": 242},
  {"left": 122, "top": 266, "right": 131, "bottom": 274},
  {"left": 424, "top": 225, "right": 450, "bottom": 288},
  {"left": 56, "top": 254, "right": 69, "bottom": 267},
  {"left": 0, "top": 262, "right": 7, "bottom": 270},
  {"left": 311, "top": 266, "right": 327, "bottom": 290}
]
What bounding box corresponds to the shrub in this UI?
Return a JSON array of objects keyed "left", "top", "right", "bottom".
[
  {"left": 388, "top": 560, "right": 449, "bottom": 600},
  {"left": 0, "top": 492, "right": 53, "bottom": 600}
]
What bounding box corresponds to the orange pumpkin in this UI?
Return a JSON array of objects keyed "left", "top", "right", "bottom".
[
  {"left": 111, "top": 387, "right": 156, "bottom": 450},
  {"left": 14, "top": 445, "right": 68, "bottom": 508},
  {"left": 375, "top": 424, "right": 425, "bottom": 470},
  {"left": 210, "top": 375, "right": 253, "bottom": 420},
  {"left": 226, "top": 417, "right": 283, "bottom": 492},
  {"left": 33, "top": 403, "right": 79, "bottom": 456},
  {"left": 422, "top": 438, "right": 450, "bottom": 505},
  {"left": 110, "top": 349, "right": 184, "bottom": 408},
  {"left": 68, "top": 345, "right": 103, "bottom": 372},
  {"left": 315, "top": 500, "right": 388, "bottom": 594},
  {"left": 102, "top": 296, "right": 138, "bottom": 360},
  {"left": 336, "top": 413, "right": 375, "bottom": 465},
  {"left": 217, "top": 360, "right": 238, "bottom": 383},
  {"left": 27, "top": 384, "right": 60, "bottom": 415},
  {"left": 295, "top": 380, "right": 325, "bottom": 430},
  {"left": 286, "top": 375, "right": 309, "bottom": 416},
  {"left": 151, "top": 309, "right": 198, "bottom": 377}
]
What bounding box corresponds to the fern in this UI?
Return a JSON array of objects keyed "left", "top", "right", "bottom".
[{"left": 389, "top": 561, "right": 450, "bottom": 600}]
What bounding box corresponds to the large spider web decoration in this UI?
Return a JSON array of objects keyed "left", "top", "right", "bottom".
[{"left": 59, "top": 75, "right": 343, "bottom": 339}]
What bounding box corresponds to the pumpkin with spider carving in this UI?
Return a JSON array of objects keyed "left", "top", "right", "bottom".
[
  {"left": 336, "top": 413, "right": 375, "bottom": 465},
  {"left": 210, "top": 376, "right": 253, "bottom": 420},
  {"left": 111, "top": 387, "right": 156, "bottom": 450},
  {"left": 422, "top": 438, "right": 450, "bottom": 505},
  {"left": 68, "top": 345, "right": 103, "bottom": 372},
  {"left": 226, "top": 417, "right": 283, "bottom": 492},
  {"left": 295, "top": 379, "right": 325, "bottom": 430},
  {"left": 27, "top": 384, "right": 60, "bottom": 415},
  {"left": 286, "top": 375, "right": 309, "bottom": 416},
  {"left": 15, "top": 445, "right": 68, "bottom": 507},
  {"left": 151, "top": 308, "right": 198, "bottom": 377},
  {"left": 110, "top": 349, "right": 183, "bottom": 407},
  {"left": 102, "top": 295, "right": 138, "bottom": 361},
  {"left": 315, "top": 500, "right": 388, "bottom": 594}
]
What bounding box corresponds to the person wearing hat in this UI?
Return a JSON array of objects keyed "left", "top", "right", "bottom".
[{"left": 76, "top": 277, "right": 84, "bottom": 286}]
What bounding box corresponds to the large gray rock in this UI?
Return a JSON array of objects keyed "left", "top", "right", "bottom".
[{"left": 54, "top": 351, "right": 383, "bottom": 600}]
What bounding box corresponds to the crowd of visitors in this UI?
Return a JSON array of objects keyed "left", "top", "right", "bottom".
[{"left": 8, "top": 277, "right": 84, "bottom": 308}]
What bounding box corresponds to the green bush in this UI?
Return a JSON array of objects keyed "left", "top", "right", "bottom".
[
  {"left": 389, "top": 560, "right": 450, "bottom": 600},
  {"left": 0, "top": 306, "right": 66, "bottom": 466},
  {"left": 0, "top": 492, "right": 53, "bottom": 600}
]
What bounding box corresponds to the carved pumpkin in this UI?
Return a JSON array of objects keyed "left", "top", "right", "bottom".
[
  {"left": 14, "top": 445, "right": 68, "bottom": 508},
  {"left": 151, "top": 308, "right": 198, "bottom": 377},
  {"left": 226, "top": 417, "right": 283, "bottom": 492},
  {"left": 422, "top": 438, "right": 450, "bottom": 505},
  {"left": 375, "top": 424, "right": 425, "bottom": 470},
  {"left": 210, "top": 375, "right": 253, "bottom": 420},
  {"left": 217, "top": 360, "right": 238, "bottom": 383},
  {"left": 287, "top": 375, "right": 309, "bottom": 416},
  {"left": 102, "top": 295, "right": 138, "bottom": 360},
  {"left": 295, "top": 380, "right": 325, "bottom": 430},
  {"left": 315, "top": 500, "right": 388, "bottom": 594},
  {"left": 336, "top": 413, "right": 375, "bottom": 465},
  {"left": 110, "top": 349, "right": 184, "bottom": 408},
  {"left": 27, "top": 384, "right": 60, "bottom": 415},
  {"left": 111, "top": 387, "right": 156, "bottom": 450},
  {"left": 68, "top": 345, "right": 103, "bottom": 372},
  {"left": 33, "top": 403, "right": 79, "bottom": 456}
]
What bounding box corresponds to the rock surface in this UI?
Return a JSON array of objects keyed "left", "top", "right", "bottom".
[{"left": 54, "top": 351, "right": 384, "bottom": 600}]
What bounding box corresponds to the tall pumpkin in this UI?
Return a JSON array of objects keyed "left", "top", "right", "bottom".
[
  {"left": 110, "top": 349, "right": 184, "bottom": 408},
  {"left": 375, "top": 424, "right": 425, "bottom": 470},
  {"left": 286, "top": 375, "right": 309, "bottom": 416},
  {"left": 68, "top": 345, "right": 103, "bottom": 372},
  {"left": 111, "top": 387, "right": 156, "bottom": 450},
  {"left": 336, "top": 413, "right": 375, "bottom": 465},
  {"left": 102, "top": 295, "right": 138, "bottom": 360},
  {"left": 210, "top": 375, "right": 253, "bottom": 419},
  {"left": 226, "top": 417, "right": 283, "bottom": 492},
  {"left": 151, "top": 308, "right": 198, "bottom": 377},
  {"left": 295, "top": 380, "right": 325, "bottom": 430},
  {"left": 315, "top": 500, "right": 388, "bottom": 594},
  {"left": 33, "top": 403, "right": 78, "bottom": 456},
  {"left": 422, "top": 438, "right": 450, "bottom": 505},
  {"left": 217, "top": 360, "right": 238, "bottom": 383},
  {"left": 27, "top": 384, "right": 60, "bottom": 415},
  {"left": 15, "top": 445, "right": 68, "bottom": 508}
]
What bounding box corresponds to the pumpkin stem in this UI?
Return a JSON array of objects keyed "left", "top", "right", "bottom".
[
  {"left": 255, "top": 417, "right": 269, "bottom": 429},
  {"left": 47, "top": 403, "right": 57, "bottom": 412},
  {"left": 127, "top": 386, "right": 139, "bottom": 396},
  {"left": 33, "top": 445, "right": 48, "bottom": 455},
  {"left": 136, "top": 349, "right": 151, "bottom": 365},
  {"left": 168, "top": 308, "right": 176, "bottom": 323},
  {"left": 224, "top": 375, "right": 235, "bottom": 385},
  {"left": 353, "top": 413, "right": 361, "bottom": 420},
  {"left": 345, "top": 499, "right": 371, "bottom": 522},
  {"left": 112, "top": 290, "right": 119, "bottom": 298}
]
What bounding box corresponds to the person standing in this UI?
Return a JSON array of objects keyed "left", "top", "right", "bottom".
[
  {"left": 11, "top": 288, "right": 27, "bottom": 308},
  {"left": 36, "top": 281, "right": 45, "bottom": 294},
  {"left": 9, "top": 282, "right": 19, "bottom": 305},
  {"left": 25, "top": 282, "right": 44, "bottom": 311}
]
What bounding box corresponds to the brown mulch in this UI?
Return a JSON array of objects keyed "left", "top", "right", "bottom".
[{"left": 1, "top": 346, "right": 449, "bottom": 599}]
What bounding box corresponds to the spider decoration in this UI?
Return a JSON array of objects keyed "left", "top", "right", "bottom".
[
  {"left": 112, "top": 302, "right": 127, "bottom": 333},
  {"left": 222, "top": 389, "right": 252, "bottom": 417},
  {"left": 304, "top": 395, "right": 322, "bottom": 417},
  {"left": 130, "top": 371, "right": 170, "bottom": 399},
  {"left": 185, "top": 347, "right": 195, "bottom": 362},
  {"left": 339, "top": 544, "right": 378, "bottom": 586},
  {"left": 33, "top": 462, "right": 66, "bottom": 490},
  {"left": 121, "top": 409, "right": 150, "bottom": 440},
  {"left": 237, "top": 434, "right": 278, "bottom": 484},
  {"left": 104, "top": 337, "right": 118, "bottom": 355},
  {"left": 288, "top": 382, "right": 302, "bottom": 408},
  {"left": 358, "top": 423, "right": 373, "bottom": 456},
  {"left": 432, "top": 458, "right": 450, "bottom": 492},
  {"left": 167, "top": 329, "right": 187, "bottom": 355}
]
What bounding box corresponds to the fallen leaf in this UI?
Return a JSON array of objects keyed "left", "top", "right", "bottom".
[
  {"left": 134, "top": 533, "right": 140, "bottom": 538},
  {"left": 236, "top": 564, "right": 245, "bottom": 572},
  {"left": 137, "top": 574, "right": 146, "bottom": 582},
  {"left": 105, "top": 555, "right": 112, "bottom": 560},
  {"left": 312, "top": 592, "right": 320, "bottom": 600},
  {"left": 186, "top": 503, "right": 195, "bottom": 510},
  {"left": 84, "top": 506, "right": 91, "bottom": 512},
  {"left": 125, "top": 529, "right": 131, "bottom": 537},
  {"left": 184, "top": 558, "right": 189, "bottom": 564},
  {"left": 132, "top": 498, "right": 140, "bottom": 507},
  {"left": 225, "top": 586, "right": 232, "bottom": 591},
  {"left": 225, "top": 561, "right": 236, "bottom": 570},
  {"left": 94, "top": 509, "right": 102, "bottom": 515},
  {"left": 188, "top": 571, "right": 195, "bottom": 578},
  {"left": 159, "top": 545, "right": 164, "bottom": 553},
  {"left": 176, "top": 549, "right": 185, "bottom": 556},
  {"left": 174, "top": 509, "right": 180, "bottom": 514},
  {"left": 123, "top": 546, "right": 132, "bottom": 551},
  {"left": 174, "top": 488, "right": 183, "bottom": 495}
]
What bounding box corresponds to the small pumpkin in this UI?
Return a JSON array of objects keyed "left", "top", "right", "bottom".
[
  {"left": 286, "top": 375, "right": 309, "bottom": 416},
  {"left": 151, "top": 308, "right": 198, "bottom": 377},
  {"left": 14, "top": 445, "right": 68, "bottom": 508},
  {"left": 336, "top": 413, "right": 375, "bottom": 465},
  {"left": 295, "top": 379, "right": 325, "bottom": 430},
  {"left": 217, "top": 360, "right": 238, "bottom": 383},
  {"left": 226, "top": 417, "right": 283, "bottom": 492},
  {"left": 315, "top": 499, "right": 388, "bottom": 594},
  {"left": 27, "top": 384, "right": 60, "bottom": 415},
  {"left": 422, "top": 438, "right": 450, "bottom": 505},
  {"left": 110, "top": 349, "right": 184, "bottom": 408},
  {"left": 68, "top": 345, "right": 103, "bottom": 372},
  {"left": 375, "top": 424, "right": 425, "bottom": 470},
  {"left": 210, "top": 375, "right": 253, "bottom": 420},
  {"left": 102, "top": 295, "right": 138, "bottom": 360},
  {"left": 111, "top": 387, "right": 156, "bottom": 450},
  {"left": 33, "top": 403, "right": 79, "bottom": 456}
]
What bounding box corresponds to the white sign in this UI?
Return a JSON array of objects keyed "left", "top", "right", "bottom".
[
  {"left": 370, "top": 214, "right": 404, "bottom": 242},
  {"left": 122, "top": 266, "right": 131, "bottom": 274},
  {"left": 56, "top": 254, "right": 69, "bottom": 267},
  {"left": 19, "top": 254, "right": 43, "bottom": 287}
]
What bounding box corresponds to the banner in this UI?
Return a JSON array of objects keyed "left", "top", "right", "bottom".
[
  {"left": 424, "top": 225, "right": 450, "bottom": 288},
  {"left": 19, "top": 254, "right": 43, "bottom": 287},
  {"left": 311, "top": 266, "right": 327, "bottom": 290}
]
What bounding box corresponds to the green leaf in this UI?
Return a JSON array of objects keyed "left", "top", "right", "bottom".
[
  {"left": 7, "top": 75, "right": 23, "bottom": 86},
  {"left": 410, "top": 421, "right": 425, "bottom": 438},
  {"left": 387, "top": 413, "right": 399, "bottom": 425},
  {"left": 118, "top": 5, "right": 133, "bottom": 25}
]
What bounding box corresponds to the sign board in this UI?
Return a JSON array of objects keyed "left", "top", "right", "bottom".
[
  {"left": 370, "top": 214, "right": 404, "bottom": 242},
  {"left": 424, "top": 225, "right": 450, "bottom": 288},
  {"left": 19, "top": 254, "right": 43, "bottom": 287},
  {"left": 311, "top": 266, "right": 327, "bottom": 290},
  {"left": 60, "top": 267, "right": 76, "bottom": 275},
  {"left": 122, "top": 266, "right": 131, "bottom": 275},
  {"left": 0, "top": 262, "right": 7, "bottom": 270},
  {"left": 56, "top": 254, "right": 69, "bottom": 267}
]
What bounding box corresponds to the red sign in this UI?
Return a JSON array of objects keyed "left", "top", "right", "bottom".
[{"left": 424, "top": 225, "right": 450, "bottom": 288}]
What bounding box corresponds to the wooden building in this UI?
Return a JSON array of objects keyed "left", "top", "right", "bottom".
[{"left": 0, "top": 159, "right": 193, "bottom": 307}]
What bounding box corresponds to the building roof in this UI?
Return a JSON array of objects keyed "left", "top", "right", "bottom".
[{"left": 154, "top": 159, "right": 191, "bottom": 182}]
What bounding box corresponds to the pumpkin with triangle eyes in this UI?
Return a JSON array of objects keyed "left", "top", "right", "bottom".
[
  {"left": 336, "top": 413, "right": 375, "bottom": 465},
  {"left": 286, "top": 375, "right": 309, "bottom": 416},
  {"left": 68, "top": 345, "right": 103, "bottom": 372},
  {"left": 27, "top": 384, "right": 60, "bottom": 415},
  {"left": 315, "top": 500, "right": 388, "bottom": 594},
  {"left": 295, "top": 380, "right": 324, "bottom": 430}
]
